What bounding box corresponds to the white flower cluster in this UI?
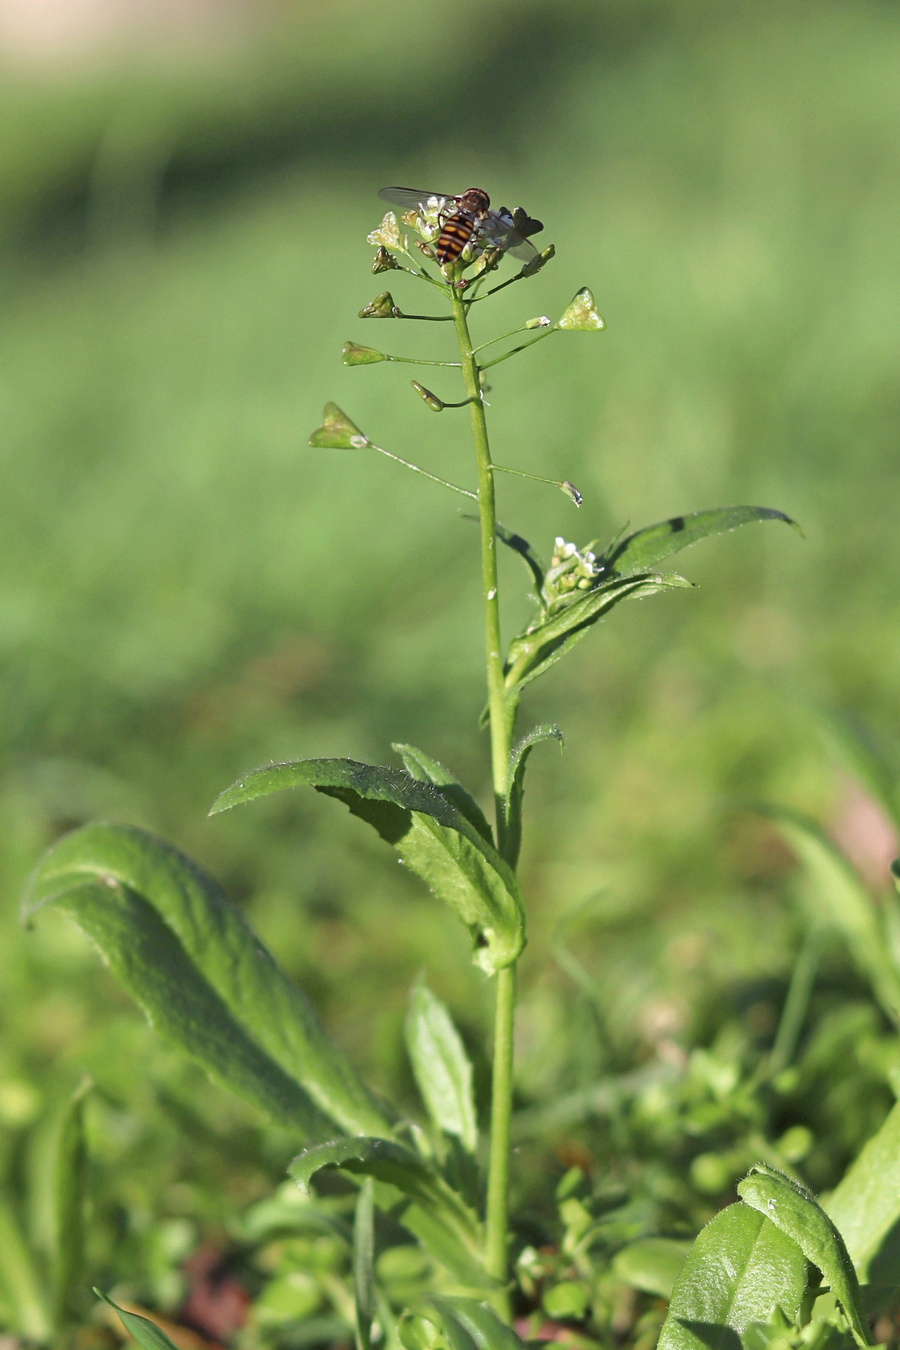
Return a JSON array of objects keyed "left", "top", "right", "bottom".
[{"left": 548, "top": 537, "right": 600, "bottom": 594}]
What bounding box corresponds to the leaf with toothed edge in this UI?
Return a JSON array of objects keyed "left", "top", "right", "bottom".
[{"left": 210, "top": 758, "right": 525, "bottom": 974}]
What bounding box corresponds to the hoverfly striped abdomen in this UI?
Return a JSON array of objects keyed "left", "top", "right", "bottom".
[{"left": 435, "top": 187, "right": 491, "bottom": 265}]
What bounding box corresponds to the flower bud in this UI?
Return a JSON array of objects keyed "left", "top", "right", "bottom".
[
  {"left": 560, "top": 479, "right": 583, "bottom": 507},
  {"left": 359, "top": 291, "right": 399, "bottom": 319},
  {"left": 372, "top": 246, "right": 399, "bottom": 273},
  {"left": 309, "top": 402, "right": 370, "bottom": 449},
  {"left": 525, "top": 316, "right": 551, "bottom": 329},
  {"left": 521, "top": 244, "right": 555, "bottom": 277},
  {"left": 342, "top": 341, "right": 386, "bottom": 366},
  {"left": 557, "top": 286, "right": 604, "bottom": 331},
  {"left": 411, "top": 381, "right": 444, "bottom": 412}
]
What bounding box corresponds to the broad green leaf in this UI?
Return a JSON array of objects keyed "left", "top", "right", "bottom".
[
  {"left": 52, "top": 1077, "right": 91, "bottom": 1326},
  {"left": 23, "top": 823, "right": 389, "bottom": 1138},
  {"left": 503, "top": 725, "right": 563, "bottom": 868},
  {"left": 211, "top": 759, "right": 525, "bottom": 974},
  {"left": 612, "top": 1237, "right": 692, "bottom": 1299},
  {"left": 426, "top": 1297, "right": 526, "bottom": 1350},
  {"left": 354, "top": 1179, "right": 375, "bottom": 1350},
  {"left": 504, "top": 572, "right": 692, "bottom": 701},
  {"left": 826, "top": 1097, "right": 900, "bottom": 1285},
  {"left": 405, "top": 980, "right": 477, "bottom": 1153},
  {"left": 289, "top": 1137, "right": 487, "bottom": 1287},
  {"left": 761, "top": 807, "right": 900, "bottom": 1021},
  {"left": 95, "top": 1290, "right": 181, "bottom": 1350},
  {"left": 738, "top": 1164, "right": 870, "bottom": 1347},
  {"left": 393, "top": 743, "right": 493, "bottom": 845},
  {"left": 0, "top": 1192, "right": 51, "bottom": 1342},
  {"left": 657, "top": 1202, "right": 808, "bottom": 1350},
  {"left": 603, "top": 506, "right": 799, "bottom": 576}
]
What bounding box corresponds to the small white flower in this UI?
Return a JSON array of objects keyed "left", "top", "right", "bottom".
[{"left": 367, "top": 211, "right": 402, "bottom": 250}]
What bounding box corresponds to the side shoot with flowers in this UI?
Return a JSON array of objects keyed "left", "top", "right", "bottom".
[{"left": 20, "top": 187, "right": 900, "bottom": 1350}]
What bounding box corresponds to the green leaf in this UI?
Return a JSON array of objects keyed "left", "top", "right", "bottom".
[
  {"left": 425, "top": 1297, "right": 526, "bottom": 1350},
  {"left": 503, "top": 725, "right": 563, "bottom": 869},
  {"left": 657, "top": 1202, "right": 808, "bottom": 1350},
  {"left": 612, "top": 1237, "right": 692, "bottom": 1299},
  {"left": 211, "top": 759, "right": 526, "bottom": 975},
  {"left": 760, "top": 806, "right": 900, "bottom": 1022},
  {"left": 826, "top": 1097, "right": 900, "bottom": 1285},
  {"left": 0, "top": 1191, "right": 51, "bottom": 1342},
  {"left": 23, "top": 823, "right": 390, "bottom": 1139},
  {"left": 52, "top": 1077, "right": 91, "bottom": 1326},
  {"left": 289, "top": 1138, "right": 487, "bottom": 1287},
  {"left": 309, "top": 402, "right": 371, "bottom": 449},
  {"left": 95, "top": 1290, "right": 181, "bottom": 1350},
  {"left": 393, "top": 743, "right": 493, "bottom": 845},
  {"left": 405, "top": 980, "right": 477, "bottom": 1153},
  {"left": 603, "top": 506, "right": 799, "bottom": 576},
  {"left": 738, "top": 1163, "right": 870, "bottom": 1347},
  {"left": 353, "top": 1179, "right": 375, "bottom": 1350},
  {"left": 505, "top": 572, "right": 692, "bottom": 701}
]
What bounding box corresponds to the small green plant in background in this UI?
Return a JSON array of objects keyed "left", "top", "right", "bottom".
[{"left": 18, "top": 187, "right": 900, "bottom": 1349}]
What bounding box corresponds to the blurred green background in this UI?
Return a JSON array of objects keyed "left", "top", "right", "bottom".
[{"left": 2, "top": 0, "right": 900, "bottom": 1227}]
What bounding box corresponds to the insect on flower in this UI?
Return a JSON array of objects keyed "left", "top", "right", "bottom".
[{"left": 378, "top": 187, "right": 543, "bottom": 267}]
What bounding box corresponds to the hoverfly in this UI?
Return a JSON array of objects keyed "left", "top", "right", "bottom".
[{"left": 378, "top": 186, "right": 543, "bottom": 266}]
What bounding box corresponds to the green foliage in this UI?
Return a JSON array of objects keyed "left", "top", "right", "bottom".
[
  {"left": 23, "top": 822, "right": 389, "bottom": 1138},
  {"left": 657, "top": 1204, "right": 808, "bottom": 1350},
  {"left": 211, "top": 757, "right": 526, "bottom": 974}
]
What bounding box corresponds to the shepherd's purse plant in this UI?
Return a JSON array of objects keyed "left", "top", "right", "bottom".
[{"left": 21, "top": 184, "right": 900, "bottom": 1350}]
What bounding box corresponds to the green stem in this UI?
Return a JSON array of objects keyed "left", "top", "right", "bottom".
[
  {"left": 485, "top": 964, "right": 516, "bottom": 1288},
  {"left": 449, "top": 286, "right": 517, "bottom": 1301}
]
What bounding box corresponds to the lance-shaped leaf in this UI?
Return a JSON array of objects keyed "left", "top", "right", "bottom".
[
  {"left": 602, "top": 506, "right": 799, "bottom": 576},
  {"left": 504, "top": 572, "right": 692, "bottom": 702},
  {"left": 0, "top": 1192, "right": 51, "bottom": 1342},
  {"left": 52, "top": 1078, "right": 91, "bottom": 1326},
  {"left": 424, "top": 1297, "right": 526, "bottom": 1350},
  {"left": 738, "top": 1164, "right": 870, "bottom": 1347},
  {"left": 95, "top": 1291, "right": 181, "bottom": 1350},
  {"left": 23, "top": 824, "right": 390, "bottom": 1139},
  {"left": 393, "top": 743, "right": 493, "bottom": 845},
  {"left": 211, "top": 759, "right": 526, "bottom": 974},
  {"left": 657, "top": 1202, "right": 808, "bottom": 1350},
  {"left": 405, "top": 980, "right": 477, "bottom": 1153},
  {"left": 760, "top": 806, "right": 900, "bottom": 1022},
  {"left": 290, "top": 1138, "right": 486, "bottom": 1286},
  {"left": 826, "top": 1097, "right": 900, "bottom": 1285},
  {"left": 309, "top": 402, "right": 371, "bottom": 449},
  {"left": 503, "top": 725, "right": 563, "bottom": 869}
]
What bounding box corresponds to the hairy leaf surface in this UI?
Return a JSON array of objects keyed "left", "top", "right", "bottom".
[{"left": 212, "top": 759, "right": 525, "bottom": 973}]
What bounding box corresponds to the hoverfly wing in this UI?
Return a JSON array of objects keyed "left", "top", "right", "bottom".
[
  {"left": 489, "top": 208, "right": 539, "bottom": 262},
  {"left": 378, "top": 186, "right": 456, "bottom": 213}
]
